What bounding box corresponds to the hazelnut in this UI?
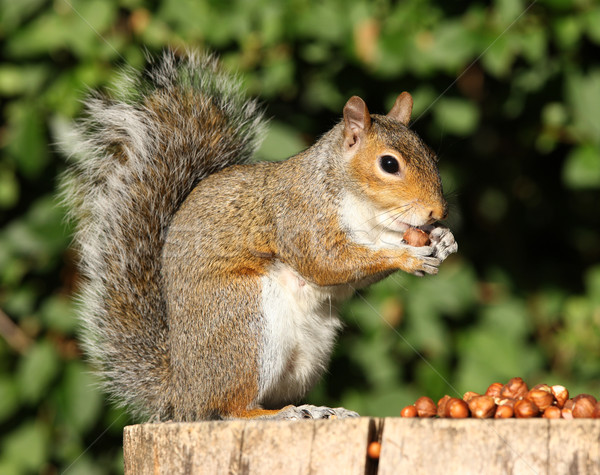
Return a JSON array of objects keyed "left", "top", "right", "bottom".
[
  {"left": 468, "top": 395, "right": 496, "bottom": 419},
  {"left": 485, "top": 382, "right": 503, "bottom": 398},
  {"left": 401, "top": 405, "right": 418, "bottom": 418},
  {"left": 551, "top": 385, "right": 569, "bottom": 408},
  {"left": 494, "top": 397, "right": 516, "bottom": 408},
  {"left": 542, "top": 406, "right": 562, "bottom": 419},
  {"left": 532, "top": 383, "right": 552, "bottom": 393},
  {"left": 463, "top": 391, "right": 480, "bottom": 402},
  {"left": 494, "top": 404, "right": 514, "bottom": 418},
  {"left": 437, "top": 395, "right": 452, "bottom": 417},
  {"left": 414, "top": 396, "right": 436, "bottom": 418},
  {"left": 403, "top": 227, "right": 430, "bottom": 247},
  {"left": 500, "top": 377, "right": 529, "bottom": 400},
  {"left": 514, "top": 399, "right": 539, "bottom": 418},
  {"left": 593, "top": 402, "right": 600, "bottom": 419},
  {"left": 564, "top": 399, "right": 574, "bottom": 410},
  {"left": 561, "top": 407, "right": 573, "bottom": 419},
  {"left": 527, "top": 388, "right": 555, "bottom": 411},
  {"left": 367, "top": 441, "right": 381, "bottom": 459},
  {"left": 573, "top": 393, "right": 597, "bottom": 405},
  {"left": 447, "top": 398, "right": 469, "bottom": 418},
  {"left": 572, "top": 396, "right": 596, "bottom": 418}
]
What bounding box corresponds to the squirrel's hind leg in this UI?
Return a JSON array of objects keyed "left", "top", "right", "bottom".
[{"left": 230, "top": 405, "right": 359, "bottom": 420}]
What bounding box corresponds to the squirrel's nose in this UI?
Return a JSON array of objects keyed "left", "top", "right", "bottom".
[{"left": 428, "top": 201, "right": 448, "bottom": 222}]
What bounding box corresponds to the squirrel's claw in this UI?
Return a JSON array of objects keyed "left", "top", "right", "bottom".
[
  {"left": 406, "top": 226, "right": 457, "bottom": 276},
  {"left": 412, "top": 255, "right": 441, "bottom": 276},
  {"left": 430, "top": 226, "right": 458, "bottom": 261},
  {"left": 270, "top": 404, "right": 359, "bottom": 420}
]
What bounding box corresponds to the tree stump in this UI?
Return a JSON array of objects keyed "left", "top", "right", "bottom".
[{"left": 124, "top": 418, "right": 600, "bottom": 474}]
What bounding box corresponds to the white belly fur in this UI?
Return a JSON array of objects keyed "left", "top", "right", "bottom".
[{"left": 257, "top": 262, "right": 353, "bottom": 407}]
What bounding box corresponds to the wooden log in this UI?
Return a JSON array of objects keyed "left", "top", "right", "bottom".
[
  {"left": 124, "top": 418, "right": 373, "bottom": 474},
  {"left": 380, "top": 418, "right": 600, "bottom": 474},
  {"left": 124, "top": 418, "right": 600, "bottom": 474}
]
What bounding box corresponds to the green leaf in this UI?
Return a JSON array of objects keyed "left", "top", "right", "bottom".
[
  {"left": 3, "top": 196, "right": 71, "bottom": 272},
  {"left": 428, "top": 20, "right": 478, "bottom": 71},
  {"left": 433, "top": 98, "right": 479, "bottom": 136},
  {"left": 566, "top": 69, "right": 600, "bottom": 143},
  {"left": 542, "top": 102, "right": 568, "bottom": 127},
  {"left": 562, "top": 144, "right": 600, "bottom": 189},
  {"left": 0, "top": 377, "right": 20, "bottom": 423},
  {"left": 481, "top": 298, "right": 531, "bottom": 338},
  {"left": 256, "top": 121, "right": 307, "bottom": 161},
  {"left": 585, "top": 7, "right": 600, "bottom": 44},
  {"left": 495, "top": 0, "right": 525, "bottom": 26},
  {"left": 0, "top": 64, "right": 48, "bottom": 96},
  {"left": 0, "top": 0, "right": 47, "bottom": 34},
  {"left": 0, "top": 420, "right": 49, "bottom": 473},
  {"left": 0, "top": 166, "right": 19, "bottom": 209},
  {"left": 58, "top": 362, "right": 103, "bottom": 433},
  {"left": 519, "top": 26, "right": 548, "bottom": 64},
  {"left": 41, "top": 296, "right": 77, "bottom": 334},
  {"left": 480, "top": 32, "right": 517, "bottom": 77},
  {"left": 5, "top": 101, "right": 48, "bottom": 178},
  {"left": 5, "top": 0, "right": 118, "bottom": 58},
  {"left": 584, "top": 265, "right": 600, "bottom": 306},
  {"left": 553, "top": 15, "right": 582, "bottom": 50},
  {"left": 17, "top": 340, "right": 60, "bottom": 404}
]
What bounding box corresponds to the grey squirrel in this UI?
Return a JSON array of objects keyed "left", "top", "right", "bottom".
[{"left": 64, "top": 50, "right": 457, "bottom": 422}]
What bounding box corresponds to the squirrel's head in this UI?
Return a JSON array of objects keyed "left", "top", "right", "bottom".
[{"left": 342, "top": 93, "right": 448, "bottom": 231}]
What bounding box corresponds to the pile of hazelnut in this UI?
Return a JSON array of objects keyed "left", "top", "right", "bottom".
[{"left": 401, "top": 377, "right": 600, "bottom": 419}]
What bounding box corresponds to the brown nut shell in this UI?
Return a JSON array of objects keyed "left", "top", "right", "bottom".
[
  {"left": 514, "top": 398, "right": 539, "bottom": 418},
  {"left": 500, "top": 377, "right": 529, "bottom": 400},
  {"left": 543, "top": 406, "right": 562, "bottom": 419},
  {"left": 414, "top": 396, "right": 436, "bottom": 418},
  {"left": 367, "top": 441, "right": 381, "bottom": 459},
  {"left": 468, "top": 395, "right": 496, "bottom": 418},
  {"left": 463, "top": 391, "right": 480, "bottom": 402},
  {"left": 437, "top": 395, "right": 452, "bottom": 417},
  {"left": 494, "top": 404, "right": 514, "bottom": 418},
  {"left": 527, "top": 388, "right": 555, "bottom": 411},
  {"left": 532, "top": 383, "right": 552, "bottom": 393},
  {"left": 447, "top": 398, "right": 469, "bottom": 418},
  {"left": 573, "top": 393, "right": 597, "bottom": 405},
  {"left": 403, "top": 227, "right": 431, "bottom": 247},
  {"left": 551, "top": 385, "right": 569, "bottom": 408},
  {"left": 401, "top": 405, "right": 418, "bottom": 418},
  {"left": 494, "top": 397, "right": 516, "bottom": 408},
  {"left": 485, "top": 382, "right": 503, "bottom": 398},
  {"left": 572, "top": 397, "right": 596, "bottom": 418}
]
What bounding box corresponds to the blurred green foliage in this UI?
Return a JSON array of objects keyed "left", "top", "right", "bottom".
[{"left": 1, "top": 0, "right": 600, "bottom": 472}]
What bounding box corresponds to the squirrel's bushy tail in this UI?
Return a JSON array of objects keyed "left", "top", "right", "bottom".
[{"left": 63, "top": 50, "right": 266, "bottom": 419}]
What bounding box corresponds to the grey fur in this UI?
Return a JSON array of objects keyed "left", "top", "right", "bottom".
[{"left": 62, "top": 50, "right": 266, "bottom": 420}]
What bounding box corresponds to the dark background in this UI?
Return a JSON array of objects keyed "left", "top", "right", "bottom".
[{"left": 1, "top": 0, "right": 599, "bottom": 473}]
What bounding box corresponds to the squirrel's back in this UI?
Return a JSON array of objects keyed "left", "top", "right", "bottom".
[{"left": 63, "top": 50, "right": 266, "bottom": 419}]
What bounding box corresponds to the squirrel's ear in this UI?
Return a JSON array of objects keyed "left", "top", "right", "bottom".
[
  {"left": 343, "top": 96, "right": 371, "bottom": 149},
  {"left": 387, "top": 92, "right": 413, "bottom": 126}
]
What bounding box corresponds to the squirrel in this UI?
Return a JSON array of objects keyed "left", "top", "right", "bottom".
[{"left": 63, "top": 50, "right": 457, "bottom": 422}]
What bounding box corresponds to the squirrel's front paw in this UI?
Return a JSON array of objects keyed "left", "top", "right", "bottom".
[
  {"left": 400, "top": 243, "right": 440, "bottom": 277},
  {"left": 429, "top": 226, "right": 458, "bottom": 261},
  {"left": 273, "top": 405, "right": 359, "bottom": 420}
]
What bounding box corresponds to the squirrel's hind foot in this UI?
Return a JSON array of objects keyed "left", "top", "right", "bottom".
[{"left": 270, "top": 404, "right": 359, "bottom": 420}]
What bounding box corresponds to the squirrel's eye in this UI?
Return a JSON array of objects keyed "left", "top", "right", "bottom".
[{"left": 379, "top": 155, "right": 400, "bottom": 174}]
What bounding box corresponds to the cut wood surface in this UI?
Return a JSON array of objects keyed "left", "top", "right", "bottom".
[{"left": 124, "top": 418, "right": 600, "bottom": 475}]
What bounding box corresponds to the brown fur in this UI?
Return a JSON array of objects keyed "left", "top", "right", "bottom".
[{"left": 65, "top": 50, "right": 451, "bottom": 422}]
